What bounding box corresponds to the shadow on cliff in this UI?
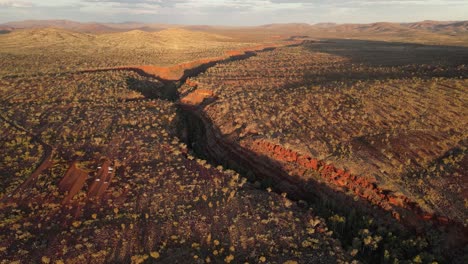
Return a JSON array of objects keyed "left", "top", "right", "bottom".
[
  {"left": 123, "top": 50, "right": 262, "bottom": 102},
  {"left": 125, "top": 77, "right": 179, "bottom": 102},
  {"left": 305, "top": 38, "right": 468, "bottom": 66},
  {"left": 298, "top": 39, "right": 468, "bottom": 85},
  {"left": 176, "top": 104, "right": 468, "bottom": 263},
  {"left": 177, "top": 51, "right": 258, "bottom": 84},
  {"left": 105, "top": 39, "right": 466, "bottom": 262}
]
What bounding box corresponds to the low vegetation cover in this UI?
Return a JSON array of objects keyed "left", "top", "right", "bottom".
[
  {"left": 0, "top": 70, "right": 347, "bottom": 263},
  {"left": 0, "top": 24, "right": 466, "bottom": 264},
  {"left": 187, "top": 39, "right": 468, "bottom": 262},
  {"left": 0, "top": 28, "right": 254, "bottom": 77}
]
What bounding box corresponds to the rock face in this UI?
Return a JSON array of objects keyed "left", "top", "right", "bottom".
[
  {"left": 148, "top": 40, "right": 467, "bottom": 262},
  {"left": 78, "top": 41, "right": 302, "bottom": 82},
  {"left": 87, "top": 159, "right": 115, "bottom": 199},
  {"left": 179, "top": 103, "right": 467, "bottom": 263},
  {"left": 182, "top": 105, "right": 462, "bottom": 228},
  {"left": 185, "top": 78, "right": 198, "bottom": 88},
  {"left": 180, "top": 89, "right": 214, "bottom": 106},
  {"left": 0, "top": 69, "right": 349, "bottom": 264},
  {"left": 249, "top": 140, "right": 454, "bottom": 226},
  {"left": 56, "top": 159, "right": 117, "bottom": 203},
  {"left": 58, "top": 162, "right": 88, "bottom": 203}
]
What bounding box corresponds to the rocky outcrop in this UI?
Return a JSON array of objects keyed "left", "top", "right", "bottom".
[
  {"left": 178, "top": 104, "right": 468, "bottom": 260},
  {"left": 185, "top": 78, "right": 198, "bottom": 88},
  {"left": 48, "top": 37, "right": 465, "bottom": 257},
  {"left": 59, "top": 162, "right": 88, "bottom": 203},
  {"left": 58, "top": 159, "right": 115, "bottom": 203},
  {"left": 180, "top": 105, "right": 463, "bottom": 229},
  {"left": 249, "top": 140, "right": 453, "bottom": 226},
  {"left": 180, "top": 89, "right": 214, "bottom": 106},
  {"left": 78, "top": 41, "right": 303, "bottom": 82},
  {"left": 87, "top": 159, "right": 115, "bottom": 199}
]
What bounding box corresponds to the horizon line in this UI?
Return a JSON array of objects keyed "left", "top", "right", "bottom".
[{"left": 1, "top": 18, "right": 466, "bottom": 28}]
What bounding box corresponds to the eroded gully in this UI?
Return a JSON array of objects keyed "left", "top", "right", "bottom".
[{"left": 120, "top": 43, "right": 466, "bottom": 263}]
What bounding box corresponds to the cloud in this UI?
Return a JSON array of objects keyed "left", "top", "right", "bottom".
[
  {"left": 83, "top": 0, "right": 188, "bottom": 7},
  {"left": 0, "top": 0, "right": 467, "bottom": 25},
  {"left": 269, "top": 0, "right": 468, "bottom": 6},
  {"left": 0, "top": 0, "right": 33, "bottom": 7}
]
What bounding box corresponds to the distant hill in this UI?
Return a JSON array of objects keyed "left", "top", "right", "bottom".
[
  {"left": 430, "top": 21, "right": 468, "bottom": 34},
  {"left": 0, "top": 27, "right": 235, "bottom": 52},
  {"left": 95, "top": 28, "right": 233, "bottom": 51},
  {"left": 355, "top": 22, "right": 411, "bottom": 33},
  {"left": 313, "top": 21, "right": 468, "bottom": 35},
  {"left": 0, "top": 25, "right": 253, "bottom": 76},
  {"left": 3, "top": 19, "right": 84, "bottom": 29},
  {"left": 2, "top": 19, "right": 466, "bottom": 36},
  {"left": 260, "top": 23, "right": 311, "bottom": 29},
  {"left": 0, "top": 19, "right": 172, "bottom": 33},
  {"left": 313, "top": 23, "right": 338, "bottom": 28},
  {"left": 1, "top": 19, "right": 466, "bottom": 46},
  {"left": 256, "top": 23, "right": 314, "bottom": 34},
  {"left": 309, "top": 22, "right": 417, "bottom": 34},
  {"left": 1, "top": 19, "right": 119, "bottom": 33},
  {"left": 0, "top": 27, "right": 12, "bottom": 34},
  {"left": 403, "top": 20, "right": 455, "bottom": 30},
  {"left": 0, "top": 28, "right": 96, "bottom": 49},
  {"left": 155, "top": 28, "right": 231, "bottom": 42}
]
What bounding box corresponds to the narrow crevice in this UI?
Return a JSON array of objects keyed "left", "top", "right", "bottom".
[
  {"left": 175, "top": 106, "right": 454, "bottom": 264},
  {"left": 117, "top": 45, "right": 466, "bottom": 263}
]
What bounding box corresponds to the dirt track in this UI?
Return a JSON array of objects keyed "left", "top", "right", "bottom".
[{"left": 0, "top": 113, "right": 54, "bottom": 202}]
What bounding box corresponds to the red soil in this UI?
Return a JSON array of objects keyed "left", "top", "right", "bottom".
[
  {"left": 180, "top": 88, "right": 214, "bottom": 106},
  {"left": 249, "top": 139, "right": 455, "bottom": 227},
  {"left": 185, "top": 78, "right": 198, "bottom": 88},
  {"left": 77, "top": 38, "right": 459, "bottom": 232},
  {"left": 175, "top": 42, "right": 301, "bottom": 106},
  {"left": 80, "top": 40, "right": 302, "bottom": 81},
  {"left": 136, "top": 42, "right": 297, "bottom": 80}
]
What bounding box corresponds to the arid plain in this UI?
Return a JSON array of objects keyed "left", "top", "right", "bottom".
[{"left": 0, "top": 20, "right": 467, "bottom": 263}]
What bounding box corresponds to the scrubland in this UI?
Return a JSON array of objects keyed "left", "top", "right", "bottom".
[
  {"left": 0, "top": 28, "right": 253, "bottom": 77},
  {"left": 193, "top": 41, "right": 467, "bottom": 220},
  {"left": 0, "top": 70, "right": 346, "bottom": 263},
  {"left": 0, "top": 25, "right": 466, "bottom": 264},
  {"left": 188, "top": 39, "right": 468, "bottom": 263}
]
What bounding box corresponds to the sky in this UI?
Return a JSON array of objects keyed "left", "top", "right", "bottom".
[{"left": 0, "top": 0, "right": 467, "bottom": 25}]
